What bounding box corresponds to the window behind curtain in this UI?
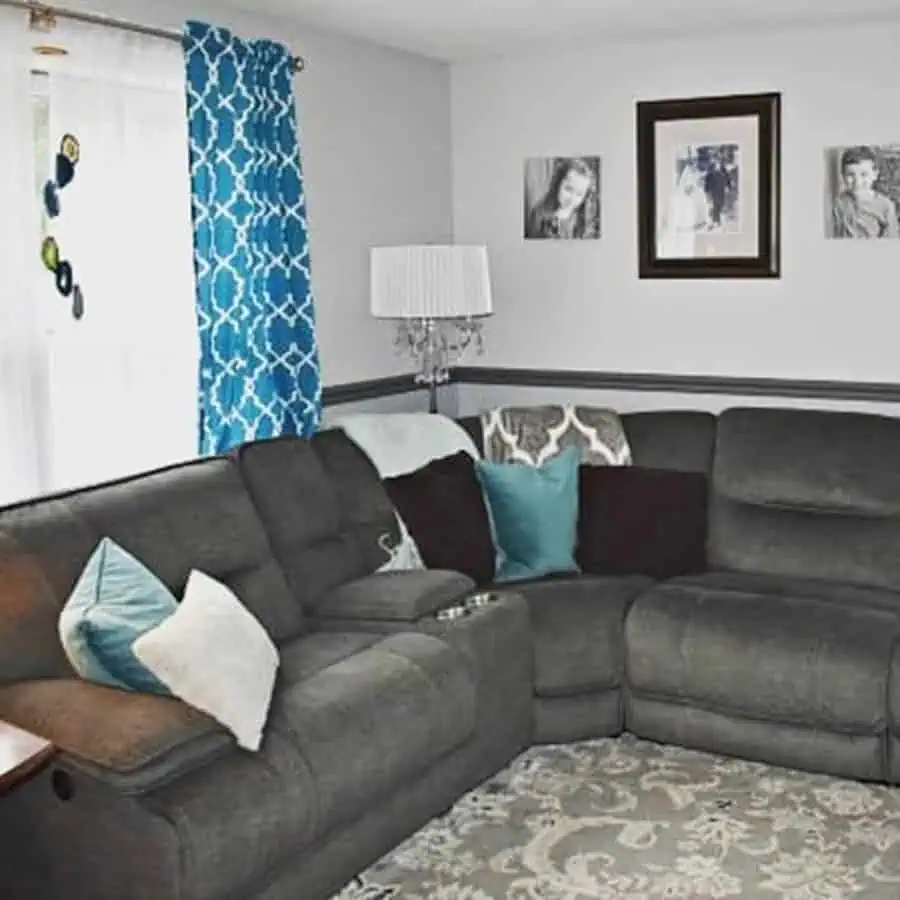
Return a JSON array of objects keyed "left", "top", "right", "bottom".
[{"left": 15, "top": 25, "right": 199, "bottom": 500}]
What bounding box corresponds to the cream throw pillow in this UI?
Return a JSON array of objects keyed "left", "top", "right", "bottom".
[{"left": 133, "top": 570, "right": 279, "bottom": 751}]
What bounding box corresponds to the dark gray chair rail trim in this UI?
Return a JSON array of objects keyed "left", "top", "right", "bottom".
[
  {"left": 323, "top": 376, "right": 425, "bottom": 406},
  {"left": 323, "top": 369, "right": 900, "bottom": 406}
]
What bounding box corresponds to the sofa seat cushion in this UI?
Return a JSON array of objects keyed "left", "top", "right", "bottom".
[
  {"left": 627, "top": 573, "right": 900, "bottom": 735},
  {"left": 268, "top": 631, "right": 476, "bottom": 836},
  {"left": 507, "top": 575, "right": 653, "bottom": 698},
  {"left": 277, "top": 631, "right": 383, "bottom": 683}
]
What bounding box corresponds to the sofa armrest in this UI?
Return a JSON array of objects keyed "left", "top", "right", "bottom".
[
  {"left": 314, "top": 571, "right": 476, "bottom": 622},
  {"left": 0, "top": 678, "right": 232, "bottom": 795}
]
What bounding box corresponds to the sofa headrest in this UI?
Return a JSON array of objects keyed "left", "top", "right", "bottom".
[{"left": 714, "top": 407, "right": 900, "bottom": 517}]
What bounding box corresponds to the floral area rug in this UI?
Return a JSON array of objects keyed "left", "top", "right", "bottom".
[{"left": 333, "top": 735, "right": 900, "bottom": 899}]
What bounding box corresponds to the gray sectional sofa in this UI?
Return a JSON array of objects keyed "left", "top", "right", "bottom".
[{"left": 1, "top": 405, "right": 900, "bottom": 899}]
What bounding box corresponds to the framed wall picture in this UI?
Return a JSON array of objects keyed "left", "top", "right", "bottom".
[{"left": 636, "top": 92, "right": 781, "bottom": 278}]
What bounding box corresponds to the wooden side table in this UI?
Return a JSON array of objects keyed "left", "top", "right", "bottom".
[{"left": 0, "top": 720, "right": 55, "bottom": 796}]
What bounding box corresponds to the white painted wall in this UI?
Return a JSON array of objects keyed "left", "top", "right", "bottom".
[
  {"left": 73, "top": 0, "right": 453, "bottom": 388},
  {"left": 451, "top": 19, "right": 900, "bottom": 386}
]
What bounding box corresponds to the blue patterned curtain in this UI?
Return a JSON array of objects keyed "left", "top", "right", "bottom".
[{"left": 183, "top": 21, "right": 321, "bottom": 455}]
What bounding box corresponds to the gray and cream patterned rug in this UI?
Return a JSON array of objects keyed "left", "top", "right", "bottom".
[{"left": 334, "top": 736, "right": 900, "bottom": 899}]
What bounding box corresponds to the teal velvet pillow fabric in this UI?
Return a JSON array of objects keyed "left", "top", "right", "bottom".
[
  {"left": 58, "top": 537, "right": 177, "bottom": 695},
  {"left": 476, "top": 447, "right": 581, "bottom": 582}
]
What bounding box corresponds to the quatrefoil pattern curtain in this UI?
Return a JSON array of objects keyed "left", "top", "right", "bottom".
[{"left": 183, "top": 21, "right": 321, "bottom": 455}]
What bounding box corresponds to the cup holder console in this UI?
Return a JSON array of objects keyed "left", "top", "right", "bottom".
[
  {"left": 464, "top": 591, "right": 501, "bottom": 609},
  {"left": 435, "top": 604, "right": 470, "bottom": 622},
  {"left": 435, "top": 593, "right": 502, "bottom": 622}
]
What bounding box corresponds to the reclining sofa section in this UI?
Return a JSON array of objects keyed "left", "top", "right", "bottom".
[
  {"left": 0, "top": 432, "right": 532, "bottom": 900},
  {"left": 3, "top": 404, "right": 900, "bottom": 900},
  {"left": 627, "top": 407, "right": 900, "bottom": 782}
]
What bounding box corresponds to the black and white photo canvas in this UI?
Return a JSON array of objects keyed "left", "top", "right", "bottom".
[
  {"left": 825, "top": 144, "right": 900, "bottom": 239},
  {"left": 524, "top": 157, "right": 601, "bottom": 240}
]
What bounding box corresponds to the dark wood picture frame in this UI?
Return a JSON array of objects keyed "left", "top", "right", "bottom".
[{"left": 637, "top": 92, "right": 781, "bottom": 279}]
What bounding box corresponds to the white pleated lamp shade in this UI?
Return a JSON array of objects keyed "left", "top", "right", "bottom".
[{"left": 371, "top": 245, "right": 493, "bottom": 320}]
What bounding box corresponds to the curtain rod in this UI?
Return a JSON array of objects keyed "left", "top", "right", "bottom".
[{"left": 0, "top": 0, "right": 306, "bottom": 72}]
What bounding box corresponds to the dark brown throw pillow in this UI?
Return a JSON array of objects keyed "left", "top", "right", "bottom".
[
  {"left": 384, "top": 452, "right": 496, "bottom": 585},
  {"left": 577, "top": 466, "right": 708, "bottom": 578}
]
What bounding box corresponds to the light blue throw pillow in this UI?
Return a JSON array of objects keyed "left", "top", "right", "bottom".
[
  {"left": 59, "top": 537, "right": 177, "bottom": 694},
  {"left": 475, "top": 447, "right": 581, "bottom": 582}
]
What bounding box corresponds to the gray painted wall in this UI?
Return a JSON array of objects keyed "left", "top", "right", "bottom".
[
  {"left": 451, "top": 20, "right": 900, "bottom": 393},
  {"left": 454, "top": 383, "right": 900, "bottom": 420}
]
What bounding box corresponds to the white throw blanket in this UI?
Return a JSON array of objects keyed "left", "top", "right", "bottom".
[
  {"left": 335, "top": 413, "right": 482, "bottom": 571},
  {"left": 336, "top": 413, "right": 480, "bottom": 477}
]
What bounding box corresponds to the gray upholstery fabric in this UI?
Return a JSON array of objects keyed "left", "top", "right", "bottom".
[
  {"left": 671, "top": 570, "right": 900, "bottom": 616},
  {"left": 277, "top": 631, "right": 382, "bottom": 684},
  {"left": 316, "top": 571, "right": 475, "bottom": 622},
  {"left": 147, "top": 729, "right": 321, "bottom": 900},
  {"left": 709, "top": 407, "right": 900, "bottom": 590},
  {"left": 890, "top": 738, "right": 900, "bottom": 784},
  {"left": 457, "top": 416, "right": 484, "bottom": 455},
  {"left": 628, "top": 696, "right": 885, "bottom": 782},
  {"left": 0, "top": 458, "right": 303, "bottom": 675},
  {"left": 627, "top": 576, "right": 898, "bottom": 735},
  {"left": 888, "top": 645, "right": 900, "bottom": 782},
  {"left": 311, "top": 428, "right": 402, "bottom": 574},
  {"left": 234, "top": 433, "right": 399, "bottom": 612},
  {"left": 508, "top": 575, "right": 652, "bottom": 698},
  {"left": 533, "top": 692, "right": 623, "bottom": 744},
  {"left": 269, "top": 632, "right": 476, "bottom": 838},
  {"left": 620, "top": 410, "right": 717, "bottom": 473},
  {"left": 0, "top": 678, "right": 230, "bottom": 795},
  {"left": 715, "top": 407, "right": 900, "bottom": 512},
  {"left": 2, "top": 764, "right": 182, "bottom": 900},
  {"left": 254, "top": 594, "right": 534, "bottom": 900}
]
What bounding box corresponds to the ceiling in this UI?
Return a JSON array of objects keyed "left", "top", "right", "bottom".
[{"left": 223, "top": 0, "right": 900, "bottom": 61}]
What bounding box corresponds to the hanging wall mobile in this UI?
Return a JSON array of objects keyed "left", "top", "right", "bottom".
[{"left": 40, "top": 133, "right": 85, "bottom": 320}]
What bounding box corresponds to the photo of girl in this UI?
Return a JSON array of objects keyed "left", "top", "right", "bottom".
[{"left": 524, "top": 156, "right": 601, "bottom": 240}]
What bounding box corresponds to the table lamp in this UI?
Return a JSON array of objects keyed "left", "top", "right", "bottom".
[{"left": 371, "top": 245, "right": 493, "bottom": 413}]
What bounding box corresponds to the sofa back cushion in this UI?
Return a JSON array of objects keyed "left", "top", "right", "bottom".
[
  {"left": 620, "top": 411, "right": 717, "bottom": 474},
  {"left": 0, "top": 457, "right": 303, "bottom": 686},
  {"left": 233, "top": 430, "right": 399, "bottom": 612},
  {"left": 709, "top": 407, "right": 900, "bottom": 589}
]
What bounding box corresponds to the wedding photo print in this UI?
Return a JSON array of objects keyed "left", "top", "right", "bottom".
[
  {"left": 665, "top": 143, "right": 741, "bottom": 248},
  {"left": 825, "top": 144, "right": 900, "bottom": 239},
  {"left": 523, "top": 156, "right": 601, "bottom": 240}
]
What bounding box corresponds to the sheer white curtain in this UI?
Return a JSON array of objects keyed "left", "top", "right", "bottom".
[
  {"left": 0, "top": 14, "right": 198, "bottom": 504},
  {"left": 0, "top": 10, "right": 47, "bottom": 505},
  {"left": 36, "top": 21, "right": 199, "bottom": 493}
]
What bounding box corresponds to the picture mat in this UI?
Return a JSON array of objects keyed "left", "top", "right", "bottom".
[{"left": 655, "top": 115, "right": 760, "bottom": 259}]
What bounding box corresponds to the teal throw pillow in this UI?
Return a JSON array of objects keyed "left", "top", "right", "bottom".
[
  {"left": 476, "top": 447, "right": 581, "bottom": 582},
  {"left": 59, "top": 537, "right": 178, "bottom": 694}
]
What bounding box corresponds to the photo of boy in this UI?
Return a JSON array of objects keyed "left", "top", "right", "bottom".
[{"left": 827, "top": 145, "right": 900, "bottom": 239}]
